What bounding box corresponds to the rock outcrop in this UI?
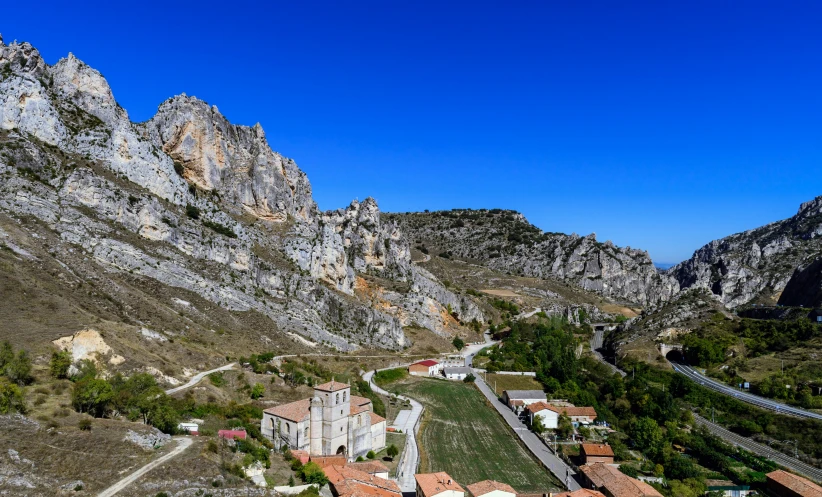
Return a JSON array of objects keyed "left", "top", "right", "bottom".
[
  {"left": 669, "top": 196, "right": 822, "bottom": 308},
  {"left": 386, "top": 209, "right": 679, "bottom": 306},
  {"left": 0, "top": 39, "right": 481, "bottom": 352}
]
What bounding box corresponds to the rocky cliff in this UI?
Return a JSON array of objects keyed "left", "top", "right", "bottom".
[
  {"left": 0, "top": 39, "right": 482, "bottom": 354},
  {"left": 669, "top": 196, "right": 822, "bottom": 308},
  {"left": 385, "top": 209, "right": 679, "bottom": 306}
]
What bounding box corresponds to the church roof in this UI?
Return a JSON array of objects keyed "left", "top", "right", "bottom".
[
  {"left": 316, "top": 380, "right": 349, "bottom": 392},
  {"left": 263, "top": 399, "right": 310, "bottom": 422},
  {"left": 370, "top": 412, "right": 386, "bottom": 425}
]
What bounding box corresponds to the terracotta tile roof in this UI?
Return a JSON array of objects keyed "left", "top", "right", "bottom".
[
  {"left": 581, "top": 463, "right": 662, "bottom": 497},
  {"left": 370, "top": 412, "right": 386, "bottom": 425},
  {"left": 326, "top": 465, "right": 402, "bottom": 497},
  {"left": 580, "top": 444, "right": 614, "bottom": 457},
  {"left": 290, "top": 449, "right": 310, "bottom": 464},
  {"left": 466, "top": 479, "right": 516, "bottom": 497},
  {"left": 416, "top": 472, "right": 465, "bottom": 497},
  {"left": 311, "top": 455, "right": 348, "bottom": 468},
  {"left": 263, "top": 398, "right": 310, "bottom": 422},
  {"left": 348, "top": 460, "right": 389, "bottom": 474},
  {"left": 352, "top": 403, "right": 371, "bottom": 415},
  {"left": 544, "top": 405, "right": 597, "bottom": 418},
  {"left": 553, "top": 490, "right": 606, "bottom": 497},
  {"left": 316, "top": 380, "right": 350, "bottom": 392},
  {"left": 413, "top": 360, "right": 439, "bottom": 367},
  {"left": 767, "top": 470, "right": 822, "bottom": 497},
  {"left": 525, "top": 401, "right": 552, "bottom": 413},
  {"left": 351, "top": 395, "right": 372, "bottom": 407}
]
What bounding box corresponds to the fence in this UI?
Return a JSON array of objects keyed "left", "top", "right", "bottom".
[{"left": 495, "top": 371, "right": 537, "bottom": 376}]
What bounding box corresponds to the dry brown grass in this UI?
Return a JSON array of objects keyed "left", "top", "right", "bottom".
[
  {"left": 481, "top": 289, "right": 521, "bottom": 297},
  {"left": 484, "top": 373, "right": 544, "bottom": 393}
]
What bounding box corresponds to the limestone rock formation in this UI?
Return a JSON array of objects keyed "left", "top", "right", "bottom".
[{"left": 0, "top": 38, "right": 481, "bottom": 353}]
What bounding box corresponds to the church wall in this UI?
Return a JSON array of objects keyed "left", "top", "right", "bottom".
[{"left": 371, "top": 420, "right": 386, "bottom": 452}]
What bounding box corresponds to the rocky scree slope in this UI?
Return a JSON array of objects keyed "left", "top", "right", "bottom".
[
  {"left": 0, "top": 38, "right": 481, "bottom": 355},
  {"left": 385, "top": 209, "right": 679, "bottom": 306},
  {"left": 669, "top": 195, "right": 822, "bottom": 308}
]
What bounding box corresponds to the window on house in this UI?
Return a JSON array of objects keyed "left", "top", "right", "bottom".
[
  {"left": 305, "top": 427, "right": 309, "bottom": 438},
  {"left": 286, "top": 423, "right": 290, "bottom": 433},
  {"left": 343, "top": 391, "right": 347, "bottom": 402},
  {"left": 357, "top": 416, "right": 361, "bottom": 426},
  {"left": 336, "top": 393, "right": 340, "bottom": 404}
]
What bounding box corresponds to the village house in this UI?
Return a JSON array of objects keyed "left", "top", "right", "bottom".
[
  {"left": 526, "top": 402, "right": 559, "bottom": 429},
  {"left": 579, "top": 463, "right": 663, "bottom": 497},
  {"left": 261, "top": 380, "right": 386, "bottom": 460},
  {"left": 579, "top": 444, "right": 614, "bottom": 465},
  {"left": 466, "top": 480, "right": 516, "bottom": 497},
  {"left": 409, "top": 360, "right": 441, "bottom": 376},
  {"left": 416, "top": 472, "right": 466, "bottom": 497},
  {"left": 765, "top": 469, "right": 822, "bottom": 497},
  {"left": 444, "top": 366, "right": 473, "bottom": 381},
  {"left": 324, "top": 464, "right": 402, "bottom": 497},
  {"left": 502, "top": 390, "right": 548, "bottom": 413},
  {"left": 348, "top": 460, "right": 390, "bottom": 480},
  {"left": 704, "top": 479, "right": 753, "bottom": 497},
  {"left": 544, "top": 405, "right": 597, "bottom": 425}
]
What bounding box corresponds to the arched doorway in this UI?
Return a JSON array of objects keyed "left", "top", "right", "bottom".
[{"left": 336, "top": 445, "right": 346, "bottom": 456}]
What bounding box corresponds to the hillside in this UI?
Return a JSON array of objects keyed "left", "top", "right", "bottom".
[
  {"left": 385, "top": 209, "right": 678, "bottom": 306},
  {"left": 0, "top": 39, "right": 483, "bottom": 378},
  {"left": 670, "top": 196, "right": 822, "bottom": 308}
]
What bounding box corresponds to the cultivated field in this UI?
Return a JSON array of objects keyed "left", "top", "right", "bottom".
[
  {"left": 390, "top": 378, "right": 561, "bottom": 492},
  {"left": 483, "top": 373, "right": 544, "bottom": 393}
]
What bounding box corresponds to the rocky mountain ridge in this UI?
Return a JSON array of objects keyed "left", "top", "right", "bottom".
[
  {"left": 669, "top": 195, "right": 822, "bottom": 308},
  {"left": 0, "top": 38, "right": 481, "bottom": 355},
  {"left": 385, "top": 209, "right": 679, "bottom": 306}
]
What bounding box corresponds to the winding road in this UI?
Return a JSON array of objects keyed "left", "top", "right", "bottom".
[
  {"left": 590, "top": 329, "right": 625, "bottom": 377},
  {"left": 97, "top": 437, "right": 193, "bottom": 497},
  {"left": 672, "top": 362, "right": 822, "bottom": 421},
  {"left": 165, "top": 363, "right": 237, "bottom": 395}
]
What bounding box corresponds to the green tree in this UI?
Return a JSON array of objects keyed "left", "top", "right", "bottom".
[
  {"left": 299, "top": 462, "right": 329, "bottom": 485},
  {"left": 0, "top": 342, "right": 13, "bottom": 370},
  {"left": 531, "top": 415, "right": 546, "bottom": 435},
  {"left": 72, "top": 378, "right": 113, "bottom": 417},
  {"left": 4, "top": 350, "right": 32, "bottom": 386},
  {"left": 386, "top": 444, "right": 399, "bottom": 460},
  {"left": 630, "top": 417, "right": 665, "bottom": 459},
  {"left": 463, "top": 373, "right": 476, "bottom": 383},
  {"left": 557, "top": 414, "right": 573, "bottom": 438},
  {"left": 251, "top": 383, "right": 265, "bottom": 400},
  {"left": 0, "top": 378, "right": 25, "bottom": 414},
  {"left": 452, "top": 337, "right": 465, "bottom": 351},
  {"left": 50, "top": 350, "right": 72, "bottom": 379},
  {"left": 366, "top": 450, "right": 376, "bottom": 460}
]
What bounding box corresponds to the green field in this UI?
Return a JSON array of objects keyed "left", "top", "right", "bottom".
[{"left": 390, "top": 378, "right": 561, "bottom": 492}]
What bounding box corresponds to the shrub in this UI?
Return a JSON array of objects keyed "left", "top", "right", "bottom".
[
  {"left": 463, "top": 373, "right": 476, "bottom": 383},
  {"left": 386, "top": 444, "right": 399, "bottom": 460},
  {"left": 366, "top": 450, "right": 376, "bottom": 460},
  {"left": 203, "top": 220, "right": 237, "bottom": 238},
  {"left": 250, "top": 383, "right": 265, "bottom": 399},
  {"left": 452, "top": 337, "right": 465, "bottom": 350},
  {"left": 299, "top": 461, "right": 328, "bottom": 485},
  {"left": 50, "top": 350, "right": 72, "bottom": 379},
  {"left": 185, "top": 204, "right": 200, "bottom": 219},
  {"left": 209, "top": 372, "right": 225, "bottom": 387},
  {"left": 0, "top": 378, "right": 25, "bottom": 414},
  {"left": 78, "top": 418, "right": 92, "bottom": 431}
]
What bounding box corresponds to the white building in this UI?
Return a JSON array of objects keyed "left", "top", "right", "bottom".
[
  {"left": 261, "top": 381, "right": 386, "bottom": 460},
  {"left": 409, "top": 360, "right": 440, "bottom": 376},
  {"left": 443, "top": 367, "right": 472, "bottom": 381},
  {"left": 466, "top": 480, "right": 516, "bottom": 497},
  {"left": 501, "top": 390, "right": 547, "bottom": 413},
  {"left": 525, "top": 402, "right": 559, "bottom": 429},
  {"left": 440, "top": 355, "right": 466, "bottom": 367}
]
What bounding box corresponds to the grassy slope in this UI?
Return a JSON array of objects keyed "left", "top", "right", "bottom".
[{"left": 390, "top": 378, "right": 560, "bottom": 492}]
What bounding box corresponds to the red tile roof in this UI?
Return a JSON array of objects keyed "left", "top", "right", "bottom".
[
  {"left": 553, "top": 490, "right": 606, "bottom": 497},
  {"left": 370, "top": 412, "right": 386, "bottom": 425},
  {"left": 414, "top": 360, "right": 439, "bottom": 367},
  {"left": 581, "top": 463, "right": 662, "bottom": 497},
  {"left": 580, "top": 444, "right": 614, "bottom": 457},
  {"left": 544, "top": 405, "right": 597, "bottom": 418},
  {"left": 326, "top": 465, "right": 402, "bottom": 497},
  {"left": 316, "top": 380, "right": 350, "bottom": 392},
  {"left": 416, "top": 472, "right": 465, "bottom": 497},
  {"left": 767, "top": 470, "right": 822, "bottom": 497},
  {"left": 264, "top": 398, "right": 311, "bottom": 422},
  {"left": 348, "top": 460, "right": 389, "bottom": 474},
  {"left": 312, "top": 455, "right": 348, "bottom": 468},
  {"left": 466, "top": 479, "right": 516, "bottom": 497}
]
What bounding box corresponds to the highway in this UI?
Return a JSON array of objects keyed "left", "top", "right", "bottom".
[
  {"left": 672, "top": 362, "right": 822, "bottom": 421},
  {"left": 693, "top": 414, "right": 822, "bottom": 483}
]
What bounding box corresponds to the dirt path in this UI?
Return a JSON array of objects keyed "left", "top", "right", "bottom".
[
  {"left": 165, "top": 363, "right": 236, "bottom": 395},
  {"left": 97, "top": 437, "right": 193, "bottom": 497}
]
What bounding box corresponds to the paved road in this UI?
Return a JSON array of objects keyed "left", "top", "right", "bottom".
[
  {"left": 472, "top": 374, "right": 580, "bottom": 491},
  {"left": 590, "top": 329, "right": 625, "bottom": 377},
  {"left": 165, "top": 363, "right": 237, "bottom": 395},
  {"left": 97, "top": 437, "right": 193, "bottom": 497},
  {"left": 363, "top": 368, "right": 422, "bottom": 493},
  {"left": 672, "top": 362, "right": 822, "bottom": 420},
  {"left": 693, "top": 414, "right": 822, "bottom": 483}
]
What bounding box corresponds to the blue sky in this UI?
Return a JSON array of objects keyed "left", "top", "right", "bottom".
[{"left": 4, "top": 1, "right": 821, "bottom": 263}]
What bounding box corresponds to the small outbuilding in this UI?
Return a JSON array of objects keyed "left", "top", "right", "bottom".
[
  {"left": 409, "top": 360, "right": 440, "bottom": 377},
  {"left": 466, "top": 480, "right": 516, "bottom": 497},
  {"left": 501, "top": 390, "right": 547, "bottom": 413},
  {"left": 579, "top": 444, "right": 614, "bottom": 465}
]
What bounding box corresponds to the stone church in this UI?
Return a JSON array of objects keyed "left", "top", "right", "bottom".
[{"left": 261, "top": 380, "right": 387, "bottom": 459}]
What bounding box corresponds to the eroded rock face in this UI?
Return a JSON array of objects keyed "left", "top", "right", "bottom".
[
  {"left": 669, "top": 196, "right": 822, "bottom": 307},
  {"left": 149, "top": 96, "right": 314, "bottom": 223},
  {"left": 0, "top": 38, "right": 480, "bottom": 351},
  {"left": 53, "top": 329, "right": 125, "bottom": 366}
]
